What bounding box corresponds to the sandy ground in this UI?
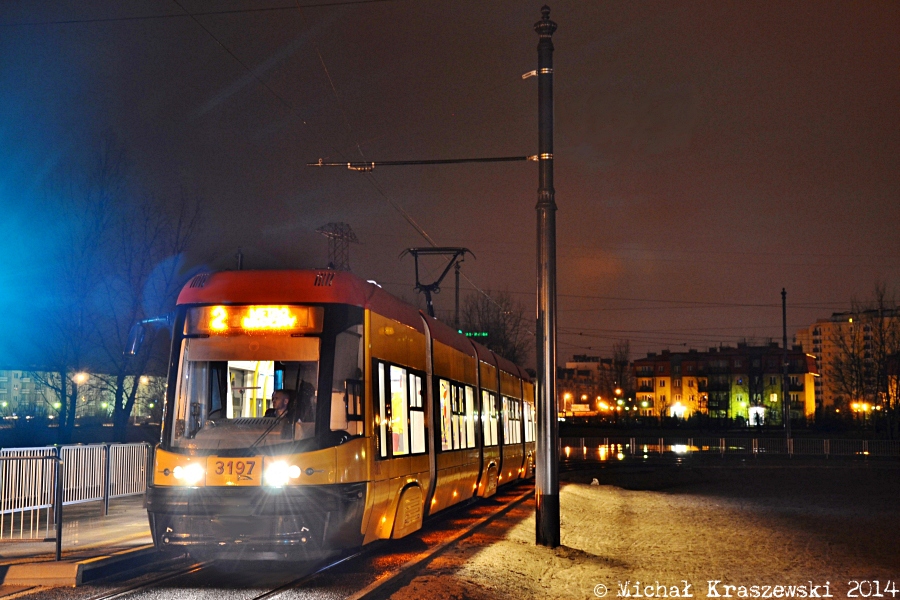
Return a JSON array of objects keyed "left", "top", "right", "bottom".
[{"left": 389, "top": 462, "right": 900, "bottom": 599}]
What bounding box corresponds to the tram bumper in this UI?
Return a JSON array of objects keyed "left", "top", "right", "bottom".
[{"left": 146, "top": 482, "right": 366, "bottom": 559}]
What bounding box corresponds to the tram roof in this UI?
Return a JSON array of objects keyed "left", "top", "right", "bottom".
[
  {"left": 177, "top": 270, "right": 424, "bottom": 332},
  {"left": 177, "top": 269, "right": 532, "bottom": 381}
]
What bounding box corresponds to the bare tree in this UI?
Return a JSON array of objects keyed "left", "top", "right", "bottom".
[
  {"left": 594, "top": 340, "right": 635, "bottom": 400},
  {"left": 94, "top": 190, "right": 202, "bottom": 442},
  {"left": 31, "top": 137, "right": 202, "bottom": 443},
  {"left": 32, "top": 138, "right": 124, "bottom": 442},
  {"left": 460, "top": 291, "right": 532, "bottom": 367},
  {"left": 829, "top": 284, "right": 900, "bottom": 437},
  {"left": 611, "top": 340, "right": 635, "bottom": 398}
]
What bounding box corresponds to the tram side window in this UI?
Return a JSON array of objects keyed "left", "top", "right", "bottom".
[
  {"left": 439, "top": 380, "right": 452, "bottom": 450},
  {"left": 439, "top": 379, "right": 476, "bottom": 450},
  {"left": 375, "top": 361, "right": 425, "bottom": 459},
  {"left": 503, "top": 397, "right": 522, "bottom": 444},
  {"left": 377, "top": 363, "right": 388, "bottom": 458},
  {"left": 390, "top": 366, "right": 409, "bottom": 456},
  {"left": 331, "top": 327, "right": 364, "bottom": 436},
  {"left": 524, "top": 402, "right": 535, "bottom": 443},
  {"left": 409, "top": 373, "right": 425, "bottom": 454},
  {"left": 482, "top": 390, "right": 498, "bottom": 447},
  {"left": 465, "top": 386, "right": 476, "bottom": 448}
]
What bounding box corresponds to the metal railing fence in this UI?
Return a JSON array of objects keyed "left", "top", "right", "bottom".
[
  {"left": 0, "top": 455, "right": 63, "bottom": 559},
  {"left": 60, "top": 445, "right": 106, "bottom": 506},
  {"left": 0, "top": 442, "right": 152, "bottom": 559},
  {"left": 109, "top": 443, "right": 151, "bottom": 499},
  {"left": 560, "top": 436, "right": 900, "bottom": 461}
]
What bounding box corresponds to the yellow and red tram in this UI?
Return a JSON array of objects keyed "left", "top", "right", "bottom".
[{"left": 145, "top": 269, "right": 535, "bottom": 559}]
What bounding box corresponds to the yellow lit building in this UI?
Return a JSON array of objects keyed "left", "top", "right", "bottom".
[{"left": 633, "top": 344, "right": 817, "bottom": 423}]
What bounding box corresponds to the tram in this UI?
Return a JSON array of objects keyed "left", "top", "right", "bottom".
[{"left": 142, "top": 269, "right": 535, "bottom": 560}]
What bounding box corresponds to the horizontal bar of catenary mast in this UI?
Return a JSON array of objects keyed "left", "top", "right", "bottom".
[{"left": 307, "top": 156, "right": 537, "bottom": 169}]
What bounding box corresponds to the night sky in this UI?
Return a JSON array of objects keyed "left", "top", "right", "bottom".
[{"left": 1, "top": 1, "right": 898, "bottom": 365}]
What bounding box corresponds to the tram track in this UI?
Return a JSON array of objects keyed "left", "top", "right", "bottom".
[
  {"left": 345, "top": 484, "right": 532, "bottom": 600},
  {"left": 83, "top": 562, "right": 208, "bottom": 600},
  {"left": 47, "top": 482, "right": 532, "bottom": 600}
]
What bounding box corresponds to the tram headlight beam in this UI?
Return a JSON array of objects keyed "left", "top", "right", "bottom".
[
  {"left": 264, "top": 461, "right": 302, "bottom": 487},
  {"left": 173, "top": 463, "right": 205, "bottom": 485}
]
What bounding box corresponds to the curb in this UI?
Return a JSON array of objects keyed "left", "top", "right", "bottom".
[{"left": 0, "top": 545, "right": 158, "bottom": 587}]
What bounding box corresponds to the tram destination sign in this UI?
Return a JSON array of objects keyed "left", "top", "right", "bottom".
[{"left": 187, "top": 305, "right": 324, "bottom": 335}]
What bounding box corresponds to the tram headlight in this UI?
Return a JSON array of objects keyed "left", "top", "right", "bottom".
[
  {"left": 173, "top": 463, "right": 204, "bottom": 485},
  {"left": 264, "top": 461, "right": 302, "bottom": 487}
]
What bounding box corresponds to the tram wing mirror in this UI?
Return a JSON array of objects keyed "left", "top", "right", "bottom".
[
  {"left": 125, "top": 324, "right": 146, "bottom": 356},
  {"left": 124, "top": 314, "right": 173, "bottom": 356}
]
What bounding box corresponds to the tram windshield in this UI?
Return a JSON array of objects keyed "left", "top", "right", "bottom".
[
  {"left": 167, "top": 304, "right": 364, "bottom": 451},
  {"left": 169, "top": 335, "right": 321, "bottom": 450}
]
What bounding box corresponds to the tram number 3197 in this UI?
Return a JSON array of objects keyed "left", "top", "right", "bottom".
[
  {"left": 215, "top": 460, "right": 255, "bottom": 476},
  {"left": 207, "top": 459, "right": 259, "bottom": 484}
]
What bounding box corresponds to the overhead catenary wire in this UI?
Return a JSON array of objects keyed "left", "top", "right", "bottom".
[
  {"left": 163, "top": 0, "right": 436, "bottom": 252},
  {"left": 289, "top": 3, "right": 511, "bottom": 316},
  {"left": 170, "top": 0, "right": 311, "bottom": 130},
  {"left": 0, "top": 0, "right": 403, "bottom": 27}
]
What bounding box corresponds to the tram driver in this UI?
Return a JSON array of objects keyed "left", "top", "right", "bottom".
[
  {"left": 265, "top": 389, "right": 291, "bottom": 418},
  {"left": 264, "top": 381, "right": 316, "bottom": 439}
]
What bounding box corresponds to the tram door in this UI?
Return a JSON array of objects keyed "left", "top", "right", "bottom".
[{"left": 226, "top": 361, "right": 276, "bottom": 418}]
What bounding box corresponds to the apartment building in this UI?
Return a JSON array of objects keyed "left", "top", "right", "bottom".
[
  {"left": 0, "top": 367, "right": 162, "bottom": 423},
  {"left": 795, "top": 309, "right": 900, "bottom": 414},
  {"left": 557, "top": 355, "right": 615, "bottom": 414},
  {"left": 633, "top": 344, "right": 817, "bottom": 423}
]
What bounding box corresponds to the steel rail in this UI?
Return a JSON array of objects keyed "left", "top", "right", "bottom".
[
  {"left": 73, "top": 483, "right": 533, "bottom": 600},
  {"left": 249, "top": 550, "right": 367, "bottom": 600},
  {"left": 81, "top": 561, "right": 207, "bottom": 600},
  {"left": 346, "top": 485, "right": 533, "bottom": 600}
]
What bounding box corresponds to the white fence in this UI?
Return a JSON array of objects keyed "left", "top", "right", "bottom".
[
  {"left": 0, "top": 454, "right": 60, "bottom": 546},
  {"left": 560, "top": 436, "right": 900, "bottom": 461},
  {"left": 0, "top": 443, "right": 152, "bottom": 554}
]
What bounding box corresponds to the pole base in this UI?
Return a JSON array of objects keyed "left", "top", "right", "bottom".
[{"left": 535, "top": 492, "right": 560, "bottom": 547}]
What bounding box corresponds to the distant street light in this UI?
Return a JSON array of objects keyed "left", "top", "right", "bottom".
[{"left": 74, "top": 372, "right": 88, "bottom": 384}]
